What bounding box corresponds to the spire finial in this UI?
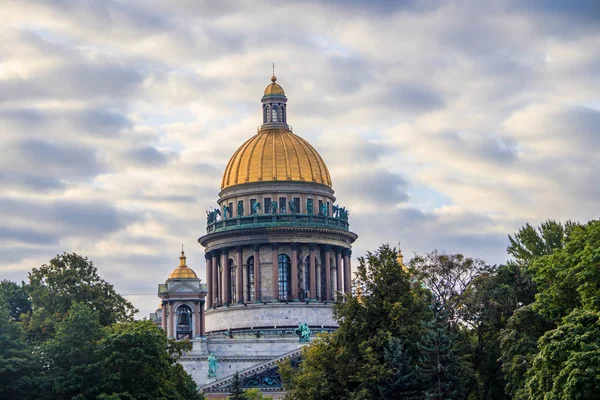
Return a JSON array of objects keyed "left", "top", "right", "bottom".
[
  {"left": 179, "top": 244, "right": 187, "bottom": 266},
  {"left": 271, "top": 62, "right": 277, "bottom": 82}
]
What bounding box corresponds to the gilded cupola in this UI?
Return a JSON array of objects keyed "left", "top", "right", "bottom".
[
  {"left": 168, "top": 248, "right": 198, "bottom": 279},
  {"left": 220, "top": 74, "right": 331, "bottom": 190}
]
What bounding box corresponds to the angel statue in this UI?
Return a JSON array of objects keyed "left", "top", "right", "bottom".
[
  {"left": 208, "top": 353, "right": 218, "bottom": 377},
  {"left": 252, "top": 201, "right": 261, "bottom": 215}
]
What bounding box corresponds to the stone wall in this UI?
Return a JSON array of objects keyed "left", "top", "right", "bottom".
[
  {"left": 205, "top": 302, "right": 337, "bottom": 332},
  {"left": 180, "top": 337, "right": 308, "bottom": 388}
]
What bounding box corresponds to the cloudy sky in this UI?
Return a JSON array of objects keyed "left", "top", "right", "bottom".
[{"left": 1, "top": 0, "right": 599, "bottom": 317}]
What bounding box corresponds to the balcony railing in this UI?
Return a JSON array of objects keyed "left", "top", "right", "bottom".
[{"left": 206, "top": 213, "right": 349, "bottom": 233}]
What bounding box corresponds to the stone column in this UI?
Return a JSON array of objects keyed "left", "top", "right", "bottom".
[
  {"left": 254, "top": 245, "right": 260, "bottom": 301},
  {"left": 291, "top": 244, "right": 298, "bottom": 300},
  {"left": 324, "top": 245, "right": 332, "bottom": 301},
  {"left": 222, "top": 249, "right": 229, "bottom": 305},
  {"left": 206, "top": 254, "right": 213, "bottom": 308},
  {"left": 161, "top": 301, "right": 167, "bottom": 331},
  {"left": 168, "top": 302, "right": 174, "bottom": 338},
  {"left": 194, "top": 301, "right": 200, "bottom": 338},
  {"left": 309, "top": 244, "right": 316, "bottom": 301},
  {"left": 343, "top": 249, "right": 352, "bottom": 294},
  {"left": 211, "top": 251, "right": 219, "bottom": 306},
  {"left": 200, "top": 301, "right": 205, "bottom": 336},
  {"left": 236, "top": 246, "right": 244, "bottom": 303},
  {"left": 272, "top": 244, "right": 279, "bottom": 300},
  {"left": 336, "top": 247, "right": 343, "bottom": 296}
]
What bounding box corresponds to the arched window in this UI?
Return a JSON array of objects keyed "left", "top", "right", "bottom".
[
  {"left": 176, "top": 304, "right": 192, "bottom": 340},
  {"left": 282, "top": 105, "right": 286, "bottom": 122},
  {"left": 247, "top": 256, "right": 254, "bottom": 302},
  {"left": 279, "top": 105, "right": 283, "bottom": 122},
  {"left": 266, "top": 105, "right": 270, "bottom": 122},
  {"left": 229, "top": 259, "right": 236, "bottom": 304},
  {"left": 272, "top": 105, "right": 278, "bottom": 122},
  {"left": 278, "top": 254, "right": 291, "bottom": 300},
  {"left": 263, "top": 105, "right": 267, "bottom": 123}
]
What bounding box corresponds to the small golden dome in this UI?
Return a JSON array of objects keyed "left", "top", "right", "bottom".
[
  {"left": 264, "top": 75, "right": 285, "bottom": 96},
  {"left": 221, "top": 128, "right": 332, "bottom": 190},
  {"left": 168, "top": 249, "right": 198, "bottom": 279}
]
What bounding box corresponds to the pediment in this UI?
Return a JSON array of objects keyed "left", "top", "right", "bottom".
[
  {"left": 201, "top": 348, "right": 301, "bottom": 393},
  {"left": 169, "top": 282, "right": 200, "bottom": 293}
]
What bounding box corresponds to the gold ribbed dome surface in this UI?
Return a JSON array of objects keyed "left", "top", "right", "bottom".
[
  {"left": 168, "top": 250, "right": 197, "bottom": 279},
  {"left": 264, "top": 75, "right": 285, "bottom": 96},
  {"left": 221, "top": 129, "right": 332, "bottom": 189}
]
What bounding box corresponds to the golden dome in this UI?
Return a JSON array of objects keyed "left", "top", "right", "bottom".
[
  {"left": 264, "top": 75, "right": 285, "bottom": 96},
  {"left": 221, "top": 128, "right": 332, "bottom": 189},
  {"left": 168, "top": 249, "right": 198, "bottom": 279}
]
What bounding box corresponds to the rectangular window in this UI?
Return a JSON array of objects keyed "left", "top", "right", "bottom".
[
  {"left": 279, "top": 197, "right": 287, "bottom": 213},
  {"left": 228, "top": 203, "right": 233, "bottom": 218},
  {"left": 318, "top": 200, "right": 323, "bottom": 215},
  {"left": 292, "top": 197, "right": 300, "bottom": 214},
  {"left": 237, "top": 200, "right": 244, "bottom": 217},
  {"left": 264, "top": 198, "right": 272, "bottom": 214},
  {"left": 326, "top": 201, "right": 330, "bottom": 216}
]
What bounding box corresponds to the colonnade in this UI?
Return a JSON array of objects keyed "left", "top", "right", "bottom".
[{"left": 205, "top": 244, "right": 352, "bottom": 308}]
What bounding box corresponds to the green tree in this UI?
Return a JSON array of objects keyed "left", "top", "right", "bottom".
[
  {"left": 0, "top": 307, "right": 34, "bottom": 399},
  {"left": 526, "top": 309, "right": 600, "bottom": 399},
  {"left": 228, "top": 371, "right": 245, "bottom": 400},
  {"left": 242, "top": 388, "right": 271, "bottom": 399},
  {"left": 409, "top": 250, "right": 489, "bottom": 325},
  {"left": 0, "top": 280, "right": 32, "bottom": 322},
  {"left": 94, "top": 319, "right": 202, "bottom": 400},
  {"left": 38, "top": 302, "right": 104, "bottom": 400},
  {"left": 460, "top": 262, "right": 536, "bottom": 399},
  {"left": 383, "top": 337, "right": 419, "bottom": 399},
  {"left": 415, "top": 309, "right": 468, "bottom": 400},
  {"left": 507, "top": 219, "right": 575, "bottom": 265},
  {"left": 500, "top": 219, "right": 599, "bottom": 398},
  {"left": 529, "top": 220, "right": 600, "bottom": 322},
  {"left": 281, "top": 244, "right": 430, "bottom": 399},
  {"left": 499, "top": 305, "right": 552, "bottom": 400},
  {"left": 23, "top": 253, "right": 137, "bottom": 342}
]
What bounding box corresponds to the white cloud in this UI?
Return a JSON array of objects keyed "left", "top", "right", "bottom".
[{"left": 1, "top": 0, "right": 599, "bottom": 318}]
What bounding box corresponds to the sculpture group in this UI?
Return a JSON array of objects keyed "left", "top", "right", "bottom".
[
  {"left": 206, "top": 208, "right": 221, "bottom": 225},
  {"left": 207, "top": 201, "right": 349, "bottom": 224},
  {"left": 295, "top": 322, "right": 311, "bottom": 343}
]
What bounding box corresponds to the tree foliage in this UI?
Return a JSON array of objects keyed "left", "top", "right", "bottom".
[
  {"left": 409, "top": 251, "right": 489, "bottom": 325},
  {"left": 0, "top": 280, "right": 32, "bottom": 322},
  {"left": 281, "top": 244, "right": 431, "bottom": 399},
  {"left": 415, "top": 309, "right": 468, "bottom": 400},
  {"left": 507, "top": 219, "right": 575, "bottom": 264},
  {"left": 526, "top": 309, "right": 600, "bottom": 399},
  {"left": 0, "top": 307, "right": 34, "bottom": 399},
  {"left": 23, "top": 253, "right": 137, "bottom": 342},
  {"left": 1, "top": 253, "right": 202, "bottom": 400}
]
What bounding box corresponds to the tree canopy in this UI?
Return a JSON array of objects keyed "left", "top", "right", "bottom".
[
  {"left": 0, "top": 253, "right": 202, "bottom": 400},
  {"left": 22, "top": 252, "right": 137, "bottom": 342}
]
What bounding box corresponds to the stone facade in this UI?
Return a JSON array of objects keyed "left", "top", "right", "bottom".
[{"left": 153, "top": 75, "right": 358, "bottom": 397}]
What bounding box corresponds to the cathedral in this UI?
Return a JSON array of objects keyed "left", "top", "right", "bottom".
[{"left": 150, "top": 74, "right": 357, "bottom": 398}]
